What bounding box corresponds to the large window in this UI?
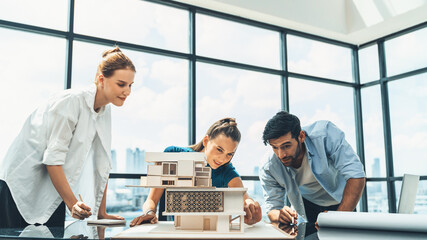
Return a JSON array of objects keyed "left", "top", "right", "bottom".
[
  {"left": 360, "top": 25, "right": 427, "bottom": 213},
  {"left": 74, "top": 0, "right": 189, "bottom": 53},
  {"left": 1, "top": 0, "right": 426, "bottom": 217},
  {"left": 288, "top": 78, "right": 356, "bottom": 149},
  {"left": 196, "top": 14, "right": 281, "bottom": 69},
  {"left": 287, "top": 35, "right": 353, "bottom": 82},
  {"left": 361, "top": 85, "right": 386, "bottom": 178},
  {"left": 385, "top": 27, "right": 427, "bottom": 77},
  {"left": 0, "top": 28, "right": 65, "bottom": 161},
  {"left": 366, "top": 181, "right": 389, "bottom": 212},
  {"left": 388, "top": 74, "right": 427, "bottom": 177},
  {"left": 196, "top": 63, "right": 281, "bottom": 175},
  {"left": 0, "top": 0, "right": 68, "bottom": 30},
  {"left": 359, "top": 44, "right": 380, "bottom": 84}
]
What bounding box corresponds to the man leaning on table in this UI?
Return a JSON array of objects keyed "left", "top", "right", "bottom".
[{"left": 259, "top": 111, "right": 366, "bottom": 224}]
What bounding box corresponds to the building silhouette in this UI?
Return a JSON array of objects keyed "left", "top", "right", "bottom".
[
  {"left": 111, "top": 149, "right": 117, "bottom": 172},
  {"left": 253, "top": 166, "right": 262, "bottom": 198},
  {"left": 125, "top": 148, "right": 149, "bottom": 207},
  {"left": 371, "top": 158, "right": 381, "bottom": 193},
  {"left": 126, "top": 148, "right": 146, "bottom": 174},
  {"left": 372, "top": 158, "right": 380, "bottom": 177}
]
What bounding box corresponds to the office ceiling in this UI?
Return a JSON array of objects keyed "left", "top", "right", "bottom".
[{"left": 173, "top": 0, "right": 427, "bottom": 45}]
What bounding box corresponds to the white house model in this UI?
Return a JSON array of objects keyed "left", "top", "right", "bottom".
[
  {"left": 140, "top": 152, "right": 211, "bottom": 188},
  {"left": 138, "top": 152, "right": 246, "bottom": 233}
]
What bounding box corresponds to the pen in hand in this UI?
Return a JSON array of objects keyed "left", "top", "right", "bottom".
[{"left": 75, "top": 194, "right": 92, "bottom": 219}]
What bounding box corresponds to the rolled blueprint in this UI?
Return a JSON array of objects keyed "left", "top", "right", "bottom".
[{"left": 317, "top": 211, "right": 427, "bottom": 233}]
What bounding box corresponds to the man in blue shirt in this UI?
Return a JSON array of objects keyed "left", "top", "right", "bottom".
[{"left": 259, "top": 111, "right": 365, "bottom": 224}]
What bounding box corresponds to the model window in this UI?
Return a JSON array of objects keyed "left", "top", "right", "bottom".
[
  {"left": 170, "top": 163, "right": 177, "bottom": 175},
  {"left": 162, "top": 180, "right": 175, "bottom": 185}
]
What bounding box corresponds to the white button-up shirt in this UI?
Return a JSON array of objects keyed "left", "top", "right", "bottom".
[{"left": 0, "top": 85, "right": 112, "bottom": 224}]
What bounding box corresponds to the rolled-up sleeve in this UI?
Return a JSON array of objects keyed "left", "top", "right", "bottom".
[
  {"left": 42, "top": 98, "right": 78, "bottom": 166},
  {"left": 324, "top": 122, "right": 365, "bottom": 181},
  {"left": 259, "top": 164, "right": 286, "bottom": 214}
]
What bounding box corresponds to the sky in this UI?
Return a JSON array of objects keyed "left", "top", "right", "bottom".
[{"left": 0, "top": 0, "right": 426, "bottom": 179}]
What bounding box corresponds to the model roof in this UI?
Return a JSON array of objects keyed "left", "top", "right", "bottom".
[{"left": 145, "top": 152, "right": 206, "bottom": 162}]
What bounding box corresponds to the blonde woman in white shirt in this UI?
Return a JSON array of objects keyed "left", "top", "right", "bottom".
[{"left": 0, "top": 47, "right": 135, "bottom": 228}]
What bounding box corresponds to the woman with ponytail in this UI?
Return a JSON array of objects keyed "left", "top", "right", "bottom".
[
  {"left": 0, "top": 47, "right": 136, "bottom": 228},
  {"left": 131, "top": 118, "right": 262, "bottom": 227}
]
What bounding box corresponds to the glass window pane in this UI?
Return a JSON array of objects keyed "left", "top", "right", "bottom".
[
  {"left": 359, "top": 44, "right": 380, "bottom": 83},
  {"left": 361, "top": 85, "right": 386, "bottom": 177},
  {"left": 243, "top": 180, "right": 269, "bottom": 221},
  {"left": 106, "top": 178, "right": 148, "bottom": 221},
  {"left": 72, "top": 41, "right": 188, "bottom": 173},
  {"left": 385, "top": 27, "right": 427, "bottom": 76},
  {"left": 287, "top": 35, "right": 353, "bottom": 82},
  {"left": 288, "top": 78, "right": 357, "bottom": 150},
  {"left": 367, "top": 181, "right": 389, "bottom": 212},
  {"left": 0, "top": 28, "right": 66, "bottom": 160},
  {"left": 71, "top": 42, "right": 106, "bottom": 89},
  {"left": 196, "top": 63, "right": 281, "bottom": 175},
  {"left": 0, "top": 0, "right": 68, "bottom": 30},
  {"left": 74, "top": 0, "right": 189, "bottom": 53},
  {"left": 415, "top": 180, "right": 427, "bottom": 214},
  {"left": 395, "top": 180, "right": 427, "bottom": 214},
  {"left": 196, "top": 14, "right": 281, "bottom": 69},
  {"left": 388, "top": 74, "right": 427, "bottom": 176}
]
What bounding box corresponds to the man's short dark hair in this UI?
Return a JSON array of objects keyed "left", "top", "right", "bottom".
[{"left": 262, "top": 111, "right": 301, "bottom": 145}]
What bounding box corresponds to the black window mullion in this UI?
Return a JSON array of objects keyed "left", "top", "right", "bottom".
[
  {"left": 378, "top": 40, "right": 397, "bottom": 213},
  {"left": 188, "top": 8, "right": 196, "bottom": 145},
  {"left": 352, "top": 47, "right": 368, "bottom": 212},
  {"left": 65, "top": 0, "right": 75, "bottom": 90},
  {"left": 280, "top": 31, "right": 289, "bottom": 112}
]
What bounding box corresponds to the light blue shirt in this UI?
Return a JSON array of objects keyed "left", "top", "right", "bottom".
[{"left": 259, "top": 120, "right": 365, "bottom": 221}]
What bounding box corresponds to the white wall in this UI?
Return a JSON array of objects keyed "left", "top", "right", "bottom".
[{"left": 223, "top": 191, "right": 244, "bottom": 213}]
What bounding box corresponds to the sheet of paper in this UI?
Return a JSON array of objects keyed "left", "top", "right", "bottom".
[
  {"left": 87, "top": 219, "right": 126, "bottom": 225},
  {"left": 317, "top": 211, "right": 427, "bottom": 233}
]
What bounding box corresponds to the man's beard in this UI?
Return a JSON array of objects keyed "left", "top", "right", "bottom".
[{"left": 282, "top": 139, "right": 302, "bottom": 167}]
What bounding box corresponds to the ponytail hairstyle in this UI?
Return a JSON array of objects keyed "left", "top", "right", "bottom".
[
  {"left": 95, "top": 46, "right": 136, "bottom": 83},
  {"left": 190, "top": 117, "right": 241, "bottom": 152}
]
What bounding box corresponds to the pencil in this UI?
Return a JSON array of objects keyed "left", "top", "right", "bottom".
[{"left": 79, "top": 194, "right": 83, "bottom": 202}]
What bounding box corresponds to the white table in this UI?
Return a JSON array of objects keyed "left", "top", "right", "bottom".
[{"left": 112, "top": 221, "right": 295, "bottom": 239}]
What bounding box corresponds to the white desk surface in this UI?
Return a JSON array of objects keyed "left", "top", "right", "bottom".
[{"left": 112, "top": 221, "right": 295, "bottom": 239}]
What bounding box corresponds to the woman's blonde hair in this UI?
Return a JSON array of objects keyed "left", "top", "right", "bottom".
[
  {"left": 189, "top": 118, "right": 241, "bottom": 152},
  {"left": 95, "top": 46, "right": 136, "bottom": 83}
]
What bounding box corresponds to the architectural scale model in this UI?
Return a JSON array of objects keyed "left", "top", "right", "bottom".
[
  {"left": 138, "top": 152, "right": 247, "bottom": 233},
  {"left": 140, "top": 152, "right": 211, "bottom": 188}
]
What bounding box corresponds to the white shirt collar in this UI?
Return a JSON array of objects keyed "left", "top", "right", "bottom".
[{"left": 83, "top": 84, "right": 106, "bottom": 116}]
